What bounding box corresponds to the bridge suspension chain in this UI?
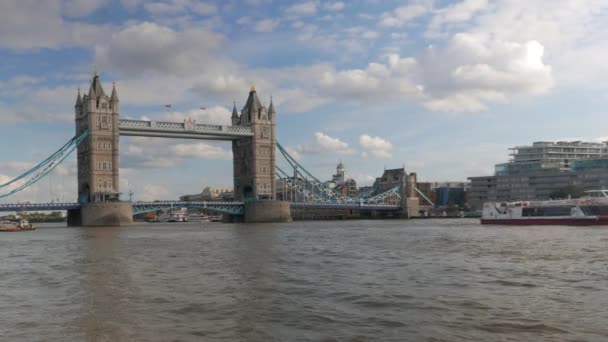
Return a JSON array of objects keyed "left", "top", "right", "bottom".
[
  {"left": 275, "top": 141, "right": 401, "bottom": 205},
  {"left": 0, "top": 130, "right": 89, "bottom": 198},
  {"left": 276, "top": 143, "right": 351, "bottom": 203}
]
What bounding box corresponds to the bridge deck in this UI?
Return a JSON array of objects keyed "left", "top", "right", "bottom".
[
  {"left": 118, "top": 119, "right": 254, "bottom": 141},
  {"left": 0, "top": 201, "right": 402, "bottom": 213}
]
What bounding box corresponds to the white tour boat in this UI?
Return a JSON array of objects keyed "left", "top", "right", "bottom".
[{"left": 481, "top": 190, "right": 608, "bottom": 225}]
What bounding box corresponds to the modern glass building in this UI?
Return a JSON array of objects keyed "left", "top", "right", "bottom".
[{"left": 468, "top": 141, "right": 608, "bottom": 210}]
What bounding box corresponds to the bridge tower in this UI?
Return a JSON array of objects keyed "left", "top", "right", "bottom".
[
  {"left": 231, "top": 87, "right": 291, "bottom": 222},
  {"left": 70, "top": 71, "right": 132, "bottom": 226}
]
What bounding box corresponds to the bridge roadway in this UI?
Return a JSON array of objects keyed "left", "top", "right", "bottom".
[
  {"left": 0, "top": 201, "right": 402, "bottom": 215},
  {"left": 118, "top": 119, "right": 254, "bottom": 141}
]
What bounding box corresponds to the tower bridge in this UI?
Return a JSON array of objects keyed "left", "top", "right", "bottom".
[
  {"left": 0, "top": 71, "right": 421, "bottom": 225},
  {"left": 70, "top": 71, "right": 288, "bottom": 225}
]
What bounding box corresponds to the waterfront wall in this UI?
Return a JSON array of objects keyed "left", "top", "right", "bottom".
[
  {"left": 77, "top": 202, "right": 133, "bottom": 227},
  {"left": 290, "top": 208, "right": 405, "bottom": 220},
  {"left": 244, "top": 200, "right": 292, "bottom": 223}
]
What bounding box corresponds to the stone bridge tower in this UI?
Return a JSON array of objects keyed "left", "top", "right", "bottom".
[
  {"left": 75, "top": 71, "right": 121, "bottom": 203},
  {"left": 71, "top": 71, "right": 132, "bottom": 226},
  {"left": 231, "top": 87, "right": 291, "bottom": 222},
  {"left": 232, "top": 87, "right": 277, "bottom": 201}
]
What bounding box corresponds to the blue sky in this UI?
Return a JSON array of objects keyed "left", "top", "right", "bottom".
[{"left": 2, "top": 0, "right": 608, "bottom": 202}]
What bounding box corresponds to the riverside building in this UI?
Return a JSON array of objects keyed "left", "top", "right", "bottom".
[{"left": 468, "top": 141, "right": 608, "bottom": 210}]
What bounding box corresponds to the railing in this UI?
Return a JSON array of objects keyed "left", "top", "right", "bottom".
[
  {"left": 132, "top": 201, "right": 245, "bottom": 216},
  {"left": 0, "top": 202, "right": 81, "bottom": 211},
  {"left": 133, "top": 201, "right": 243, "bottom": 206},
  {"left": 118, "top": 119, "right": 254, "bottom": 138}
]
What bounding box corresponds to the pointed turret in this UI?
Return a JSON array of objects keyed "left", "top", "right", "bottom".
[
  {"left": 231, "top": 100, "right": 239, "bottom": 125},
  {"left": 88, "top": 68, "right": 106, "bottom": 98},
  {"left": 75, "top": 88, "right": 82, "bottom": 108},
  {"left": 242, "top": 85, "right": 262, "bottom": 118},
  {"left": 268, "top": 95, "right": 275, "bottom": 118},
  {"left": 110, "top": 82, "right": 119, "bottom": 102}
]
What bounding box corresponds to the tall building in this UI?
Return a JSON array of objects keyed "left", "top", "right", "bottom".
[
  {"left": 331, "top": 161, "right": 348, "bottom": 186},
  {"left": 496, "top": 141, "right": 608, "bottom": 175},
  {"left": 231, "top": 87, "right": 276, "bottom": 201},
  {"left": 468, "top": 140, "right": 608, "bottom": 210},
  {"left": 374, "top": 168, "right": 407, "bottom": 194},
  {"left": 75, "top": 71, "right": 120, "bottom": 203},
  {"left": 180, "top": 187, "right": 234, "bottom": 201}
]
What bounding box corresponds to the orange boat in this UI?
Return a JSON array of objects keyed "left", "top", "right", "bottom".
[{"left": 0, "top": 219, "right": 35, "bottom": 232}]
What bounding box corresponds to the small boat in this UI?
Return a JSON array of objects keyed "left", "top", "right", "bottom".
[
  {"left": 209, "top": 215, "right": 222, "bottom": 222},
  {"left": 481, "top": 190, "right": 608, "bottom": 225},
  {"left": 0, "top": 219, "right": 36, "bottom": 232},
  {"left": 169, "top": 208, "right": 189, "bottom": 222}
]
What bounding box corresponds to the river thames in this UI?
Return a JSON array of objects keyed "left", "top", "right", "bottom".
[{"left": 1, "top": 219, "right": 607, "bottom": 341}]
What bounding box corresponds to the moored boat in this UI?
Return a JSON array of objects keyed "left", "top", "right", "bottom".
[
  {"left": 481, "top": 190, "right": 608, "bottom": 225},
  {"left": 0, "top": 219, "right": 36, "bottom": 232}
]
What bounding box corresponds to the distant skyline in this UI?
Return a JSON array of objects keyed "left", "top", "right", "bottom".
[{"left": 2, "top": 0, "right": 608, "bottom": 202}]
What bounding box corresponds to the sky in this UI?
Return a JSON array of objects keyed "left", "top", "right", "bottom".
[{"left": 2, "top": 0, "right": 608, "bottom": 202}]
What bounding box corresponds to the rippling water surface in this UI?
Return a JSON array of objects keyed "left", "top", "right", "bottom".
[{"left": 1, "top": 219, "right": 608, "bottom": 341}]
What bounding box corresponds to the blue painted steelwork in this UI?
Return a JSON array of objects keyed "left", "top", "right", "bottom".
[
  {"left": 276, "top": 142, "right": 402, "bottom": 205},
  {"left": 0, "top": 202, "right": 81, "bottom": 212},
  {"left": 0, "top": 201, "right": 401, "bottom": 215},
  {"left": 276, "top": 142, "right": 353, "bottom": 203},
  {"left": 132, "top": 201, "right": 245, "bottom": 216},
  {"left": 0, "top": 131, "right": 89, "bottom": 199}
]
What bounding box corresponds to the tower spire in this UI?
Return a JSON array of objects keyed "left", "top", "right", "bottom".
[
  {"left": 231, "top": 100, "right": 238, "bottom": 118},
  {"left": 242, "top": 85, "right": 262, "bottom": 120},
  {"left": 75, "top": 88, "right": 82, "bottom": 107},
  {"left": 110, "top": 82, "right": 119, "bottom": 102},
  {"left": 88, "top": 68, "right": 105, "bottom": 98},
  {"left": 268, "top": 95, "right": 275, "bottom": 115}
]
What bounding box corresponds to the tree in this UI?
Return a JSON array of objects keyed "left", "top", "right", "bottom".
[{"left": 549, "top": 185, "right": 586, "bottom": 199}]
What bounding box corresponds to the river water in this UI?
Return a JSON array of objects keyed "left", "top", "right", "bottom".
[{"left": 1, "top": 219, "right": 607, "bottom": 341}]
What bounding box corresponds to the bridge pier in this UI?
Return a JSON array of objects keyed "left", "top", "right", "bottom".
[
  {"left": 67, "top": 202, "right": 133, "bottom": 227},
  {"left": 66, "top": 208, "right": 82, "bottom": 226},
  {"left": 244, "top": 200, "right": 292, "bottom": 223}
]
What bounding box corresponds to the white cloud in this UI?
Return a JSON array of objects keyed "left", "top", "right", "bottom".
[
  {"left": 286, "top": 1, "right": 318, "bottom": 16},
  {"left": 350, "top": 173, "right": 376, "bottom": 187},
  {"left": 237, "top": 16, "right": 251, "bottom": 25},
  {"left": 359, "top": 135, "right": 393, "bottom": 159},
  {"left": 0, "top": 0, "right": 114, "bottom": 50},
  {"left": 324, "top": 1, "right": 344, "bottom": 11},
  {"left": 362, "top": 31, "right": 379, "bottom": 40},
  {"left": 190, "top": 1, "right": 217, "bottom": 15},
  {"left": 162, "top": 106, "right": 232, "bottom": 125},
  {"left": 173, "top": 143, "right": 232, "bottom": 159},
  {"left": 318, "top": 55, "right": 421, "bottom": 102},
  {"left": 314, "top": 31, "right": 553, "bottom": 112},
  {"left": 314, "top": 132, "right": 355, "bottom": 155},
  {"left": 254, "top": 19, "right": 280, "bottom": 33},
  {"left": 467, "top": 0, "right": 608, "bottom": 88},
  {"left": 121, "top": 135, "right": 232, "bottom": 171},
  {"left": 427, "top": 0, "right": 488, "bottom": 36},
  {"left": 380, "top": 0, "right": 432, "bottom": 27},
  {"left": 94, "top": 22, "right": 226, "bottom": 77},
  {"left": 418, "top": 34, "right": 554, "bottom": 111},
  {"left": 290, "top": 132, "right": 356, "bottom": 156},
  {"left": 143, "top": 0, "right": 217, "bottom": 16},
  {"left": 62, "top": 0, "right": 105, "bottom": 17},
  {"left": 140, "top": 184, "right": 169, "bottom": 201}
]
